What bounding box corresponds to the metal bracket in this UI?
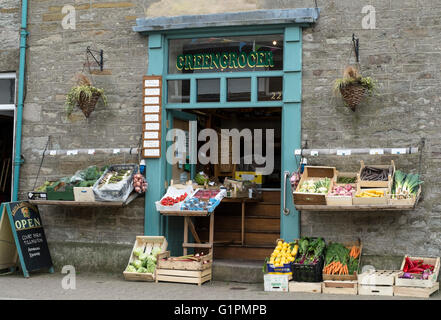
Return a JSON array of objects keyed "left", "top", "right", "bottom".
[
  {"left": 352, "top": 34, "right": 360, "bottom": 63},
  {"left": 86, "top": 46, "right": 104, "bottom": 71}
]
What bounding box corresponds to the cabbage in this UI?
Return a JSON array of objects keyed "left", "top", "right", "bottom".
[
  {"left": 147, "top": 254, "right": 157, "bottom": 264},
  {"left": 139, "top": 253, "right": 149, "bottom": 261},
  {"left": 146, "top": 260, "right": 156, "bottom": 274},
  {"left": 151, "top": 247, "right": 162, "bottom": 257},
  {"left": 136, "top": 267, "right": 148, "bottom": 273},
  {"left": 195, "top": 172, "right": 208, "bottom": 185},
  {"left": 133, "top": 248, "right": 143, "bottom": 257},
  {"left": 125, "top": 265, "right": 137, "bottom": 273},
  {"left": 132, "top": 259, "right": 142, "bottom": 269}
]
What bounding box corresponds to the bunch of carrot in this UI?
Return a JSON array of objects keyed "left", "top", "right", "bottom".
[
  {"left": 323, "top": 261, "right": 349, "bottom": 275},
  {"left": 349, "top": 246, "right": 360, "bottom": 259}
]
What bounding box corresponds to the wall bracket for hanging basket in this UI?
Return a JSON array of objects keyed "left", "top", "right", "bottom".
[{"left": 86, "top": 46, "right": 104, "bottom": 71}]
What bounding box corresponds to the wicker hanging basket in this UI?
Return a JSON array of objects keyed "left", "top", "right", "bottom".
[
  {"left": 77, "top": 90, "right": 102, "bottom": 118},
  {"left": 339, "top": 83, "right": 368, "bottom": 111}
]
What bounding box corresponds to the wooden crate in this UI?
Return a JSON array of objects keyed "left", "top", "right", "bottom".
[
  {"left": 357, "top": 160, "right": 395, "bottom": 188},
  {"left": 289, "top": 281, "right": 322, "bottom": 294},
  {"left": 322, "top": 240, "right": 362, "bottom": 281},
  {"left": 156, "top": 268, "right": 212, "bottom": 286},
  {"left": 358, "top": 270, "right": 401, "bottom": 286},
  {"left": 357, "top": 270, "right": 399, "bottom": 296},
  {"left": 358, "top": 284, "right": 394, "bottom": 297},
  {"left": 388, "top": 186, "right": 421, "bottom": 206},
  {"left": 293, "top": 166, "right": 337, "bottom": 205},
  {"left": 156, "top": 251, "right": 212, "bottom": 286},
  {"left": 123, "top": 236, "right": 168, "bottom": 282},
  {"left": 353, "top": 187, "right": 389, "bottom": 205},
  {"left": 335, "top": 171, "right": 358, "bottom": 186},
  {"left": 157, "top": 251, "right": 212, "bottom": 271},
  {"left": 394, "top": 282, "right": 439, "bottom": 298},
  {"left": 322, "top": 280, "right": 358, "bottom": 295},
  {"left": 395, "top": 256, "right": 440, "bottom": 288},
  {"left": 326, "top": 194, "right": 353, "bottom": 206}
]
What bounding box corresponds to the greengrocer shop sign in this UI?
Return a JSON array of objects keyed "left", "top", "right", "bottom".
[{"left": 176, "top": 51, "right": 275, "bottom": 71}]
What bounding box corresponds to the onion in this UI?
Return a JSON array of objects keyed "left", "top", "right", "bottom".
[{"left": 135, "top": 187, "right": 141, "bottom": 193}]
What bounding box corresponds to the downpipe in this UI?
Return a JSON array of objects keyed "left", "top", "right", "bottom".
[{"left": 12, "top": 0, "right": 29, "bottom": 201}]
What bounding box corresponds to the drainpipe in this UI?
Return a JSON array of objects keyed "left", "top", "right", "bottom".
[{"left": 12, "top": 0, "right": 29, "bottom": 201}]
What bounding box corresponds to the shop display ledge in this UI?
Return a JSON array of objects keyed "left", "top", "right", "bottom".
[
  {"left": 159, "top": 210, "right": 210, "bottom": 216},
  {"left": 29, "top": 192, "right": 139, "bottom": 207},
  {"left": 295, "top": 204, "right": 416, "bottom": 211}
]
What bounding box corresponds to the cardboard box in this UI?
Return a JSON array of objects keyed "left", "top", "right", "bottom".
[
  {"left": 74, "top": 187, "right": 95, "bottom": 202},
  {"left": 264, "top": 274, "right": 289, "bottom": 292}
]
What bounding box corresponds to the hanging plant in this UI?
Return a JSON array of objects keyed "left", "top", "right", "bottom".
[
  {"left": 333, "top": 66, "right": 377, "bottom": 111},
  {"left": 65, "top": 74, "right": 107, "bottom": 118}
]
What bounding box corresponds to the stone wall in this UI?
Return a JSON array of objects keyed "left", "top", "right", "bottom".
[
  {"left": 11, "top": 0, "right": 441, "bottom": 271},
  {"left": 0, "top": 0, "right": 20, "bottom": 72}
]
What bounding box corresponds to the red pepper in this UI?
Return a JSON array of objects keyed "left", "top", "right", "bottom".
[
  {"left": 406, "top": 257, "right": 414, "bottom": 269},
  {"left": 403, "top": 264, "right": 409, "bottom": 272},
  {"left": 408, "top": 267, "right": 425, "bottom": 274}
]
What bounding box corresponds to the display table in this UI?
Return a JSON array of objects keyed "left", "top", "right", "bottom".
[{"left": 159, "top": 210, "right": 213, "bottom": 255}]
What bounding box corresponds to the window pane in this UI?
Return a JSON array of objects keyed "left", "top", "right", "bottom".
[
  {"left": 197, "top": 79, "right": 220, "bottom": 102},
  {"left": 227, "top": 78, "right": 251, "bottom": 102},
  {"left": 258, "top": 77, "right": 283, "bottom": 101},
  {"left": 167, "top": 80, "right": 190, "bottom": 103},
  {"left": 0, "top": 79, "right": 15, "bottom": 104},
  {"left": 169, "top": 34, "right": 283, "bottom": 74}
]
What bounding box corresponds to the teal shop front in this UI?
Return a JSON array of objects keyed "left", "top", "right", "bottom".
[{"left": 133, "top": 9, "right": 320, "bottom": 257}]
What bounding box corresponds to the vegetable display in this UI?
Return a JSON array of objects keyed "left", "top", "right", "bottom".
[
  {"left": 355, "top": 190, "right": 385, "bottom": 198},
  {"left": 391, "top": 171, "right": 423, "bottom": 199},
  {"left": 337, "top": 176, "right": 357, "bottom": 184},
  {"left": 132, "top": 173, "right": 147, "bottom": 194},
  {"left": 324, "top": 243, "right": 360, "bottom": 275},
  {"left": 328, "top": 184, "right": 355, "bottom": 197},
  {"left": 160, "top": 193, "right": 188, "bottom": 206},
  {"left": 268, "top": 240, "right": 298, "bottom": 267},
  {"left": 360, "top": 166, "right": 392, "bottom": 181},
  {"left": 298, "top": 178, "right": 331, "bottom": 194},
  {"left": 400, "top": 257, "right": 434, "bottom": 280},
  {"left": 98, "top": 168, "right": 132, "bottom": 189},
  {"left": 126, "top": 247, "right": 162, "bottom": 274},
  {"left": 294, "top": 237, "right": 326, "bottom": 265}
]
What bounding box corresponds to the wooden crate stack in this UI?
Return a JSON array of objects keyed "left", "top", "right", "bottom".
[
  {"left": 289, "top": 282, "right": 322, "bottom": 294},
  {"left": 123, "top": 236, "right": 168, "bottom": 282},
  {"left": 358, "top": 270, "right": 401, "bottom": 296},
  {"left": 393, "top": 256, "right": 440, "bottom": 298},
  {"left": 156, "top": 251, "right": 212, "bottom": 286}
]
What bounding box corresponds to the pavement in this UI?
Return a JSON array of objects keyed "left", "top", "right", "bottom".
[{"left": 0, "top": 270, "right": 439, "bottom": 300}]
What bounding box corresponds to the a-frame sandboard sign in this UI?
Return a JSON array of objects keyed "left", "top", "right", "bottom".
[{"left": 0, "top": 202, "right": 54, "bottom": 278}]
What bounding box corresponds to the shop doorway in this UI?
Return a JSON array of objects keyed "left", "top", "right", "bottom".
[
  {"left": 169, "top": 107, "right": 281, "bottom": 260},
  {"left": 0, "top": 112, "right": 14, "bottom": 203}
]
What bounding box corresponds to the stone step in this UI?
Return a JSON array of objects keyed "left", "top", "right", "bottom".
[{"left": 212, "top": 259, "right": 265, "bottom": 283}]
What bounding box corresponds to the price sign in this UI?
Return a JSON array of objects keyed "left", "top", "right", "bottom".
[
  {"left": 49, "top": 150, "right": 56, "bottom": 156},
  {"left": 142, "top": 76, "right": 162, "bottom": 159},
  {"left": 392, "top": 148, "right": 407, "bottom": 155},
  {"left": 311, "top": 150, "right": 319, "bottom": 156},
  {"left": 337, "top": 150, "right": 352, "bottom": 156},
  {"left": 67, "top": 150, "right": 78, "bottom": 156},
  {"left": 370, "top": 149, "right": 384, "bottom": 155},
  {"left": 294, "top": 149, "right": 302, "bottom": 156}
]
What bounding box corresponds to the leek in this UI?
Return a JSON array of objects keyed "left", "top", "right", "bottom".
[{"left": 392, "top": 170, "right": 423, "bottom": 199}]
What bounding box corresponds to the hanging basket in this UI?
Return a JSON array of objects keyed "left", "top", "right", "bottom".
[
  {"left": 339, "top": 83, "right": 368, "bottom": 111},
  {"left": 76, "top": 91, "right": 102, "bottom": 118}
]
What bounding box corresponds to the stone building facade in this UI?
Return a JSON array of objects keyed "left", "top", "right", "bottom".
[{"left": 1, "top": 0, "right": 440, "bottom": 272}]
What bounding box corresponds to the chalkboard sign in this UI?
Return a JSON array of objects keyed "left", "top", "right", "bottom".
[{"left": 0, "top": 202, "right": 53, "bottom": 277}]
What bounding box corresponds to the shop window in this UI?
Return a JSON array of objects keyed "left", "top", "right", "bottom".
[
  {"left": 197, "top": 79, "right": 220, "bottom": 102},
  {"left": 167, "top": 80, "right": 190, "bottom": 103},
  {"left": 258, "top": 77, "right": 283, "bottom": 101},
  {"left": 169, "top": 34, "right": 283, "bottom": 75},
  {"left": 227, "top": 78, "right": 251, "bottom": 102},
  {"left": 0, "top": 73, "right": 16, "bottom": 108}
]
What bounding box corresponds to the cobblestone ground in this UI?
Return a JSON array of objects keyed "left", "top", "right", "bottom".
[{"left": 0, "top": 272, "right": 438, "bottom": 300}]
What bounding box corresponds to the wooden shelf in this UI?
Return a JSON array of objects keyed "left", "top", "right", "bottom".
[
  {"left": 159, "top": 210, "right": 210, "bottom": 217},
  {"left": 295, "top": 204, "right": 416, "bottom": 211},
  {"left": 29, "top": 192, "right": 139, "bottom": 208}
]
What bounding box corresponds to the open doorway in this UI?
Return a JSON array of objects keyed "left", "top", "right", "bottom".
[
  {"left": 169, "top": 107, "right": 281, "bottom": 261},
  {"left": 0, "top": 112, "right": 14, "bottom": 203}
]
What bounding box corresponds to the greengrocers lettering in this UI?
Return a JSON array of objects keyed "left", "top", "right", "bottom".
[{"left": 176, "top": 51, "right": 274, "bottom": 71}]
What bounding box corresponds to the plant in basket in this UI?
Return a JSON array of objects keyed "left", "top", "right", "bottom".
[
  {"left": 333, "top": 66, "right": 377, "bottom": 111},
  {"left": 65, "top": 73, "right": 107, "bottom": 118}
]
